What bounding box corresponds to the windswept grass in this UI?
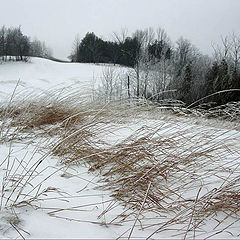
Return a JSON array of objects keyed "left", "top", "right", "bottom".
[{"left": 0, "top": 90, "right": 240, "bottom": 238}]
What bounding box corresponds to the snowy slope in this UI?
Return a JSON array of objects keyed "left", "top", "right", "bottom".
[
  {"left": 0, "top": 58, "right": 239, "bottom": 239},
  {"left": 0, "top": 57, "right": 126, "bottom": 100}
]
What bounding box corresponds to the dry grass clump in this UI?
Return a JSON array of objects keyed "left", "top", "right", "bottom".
[
  {"left": 151, "top": 176, "right": 240, "bottom": 239},
  {"left": 52, "top": 122, "right": 107, "bottom": 166},
  {"left": 0, "top": 139, "right": 63, "bottom": 239},
  {"left": 0, "top": 90, "right": 101, "bottom": 143},
  {"left": 145, "top": 98, "right": 240, "bottom": 122},
  {"left": 51, "top": 105, "right": 240, "bottom": 238},
  {"left": 203, "top": 101, "right": 240, "bottom": 121},
  {"left": 20, "top": 104, "right": 74, "bottom": 127},
  {"left": 0, "top": 90, "right": 97, "bottom": 236},
  {"left": 195, "top": 176, "right": 240, "bottom": 221},
  {"left": 2, "top": 101, "right": 76, "bottom": 128}
]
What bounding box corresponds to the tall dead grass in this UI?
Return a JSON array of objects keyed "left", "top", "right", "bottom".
[
  {"left": 48, "top": 99, "right": 240, "bottom": 238},
  {"left": 0, "top": 90, "right": 240, "bottom": 238}
]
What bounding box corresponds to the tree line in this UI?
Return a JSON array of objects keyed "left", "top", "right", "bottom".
[
  {"left": 0, "top": 25, "right": 239, "bottom": 106},
  {"left": 70, "top": 28, "right": 240, "bottom": 105},
  {"left": 69, "top": 31, "right": 171, "bottom": 68},
  {"left": 0, "top": 26, "right": 52, "bottom": 61}
]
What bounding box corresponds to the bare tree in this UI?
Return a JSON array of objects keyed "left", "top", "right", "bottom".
[
  {"left": 229, "top": 33, "right": 240, "bottom": 70},
  {"left": 30, "top": 38, "right": 52, "bottom": 58},
  {"left": 132, "top": 28, "right": 156, "bottom": 98},
  {"left": 212, "top": 33, "right": 240, "bottom": 72},
  {"left": 112, "top": 27, "right": 128, "bottom": 44},
  {"left": 101, "top": 67, "right": 119, "bottom": 102},
  {"left": 152, "top": 28, "right": 173, "bottom": 98},
  {"left": 212, "top": 35, "right": 233, "bottom": 63},
  {"left": 69, "top": 34, "right": 81, "bottom": 62}
]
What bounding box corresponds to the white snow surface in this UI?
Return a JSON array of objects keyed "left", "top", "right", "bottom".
[
  {"left": 0, "top": 58, "right": 239, "bottom": 239},
  {"left": 0, "top": 57, "right": 126, "bottom": 101}
]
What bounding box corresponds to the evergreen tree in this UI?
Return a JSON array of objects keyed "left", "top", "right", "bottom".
[
  {"left": 179, "top": 64, "right": 193, "bottom": 104},
  {"left": 148, "top": 40, "right": 163, "bottom": 60},
  {"left": 0, "top": 26, "right": 6, "bottom": 60},
  {"left": 229, "top": 67, "right": 240, "bottom": 101},
  {"left": 213, "top": 59, "right": 230, "bottom": 104},
  {"left": 77, "top": 32, "right": 101, "bottom": 63},
  {"left": 205, "top": 62, "right": 219, "bottom": 95},
  {"left": 119, "top": 36, "right": 140, "bottom": 67}
]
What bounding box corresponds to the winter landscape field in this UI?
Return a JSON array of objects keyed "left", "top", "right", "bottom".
[{"left": 0, "top": 57, "right": 239, "bottom": 239}]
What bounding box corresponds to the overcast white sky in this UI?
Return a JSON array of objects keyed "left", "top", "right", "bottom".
[{"left": 1, "top": 0, "right": 240, "bottom": 59}]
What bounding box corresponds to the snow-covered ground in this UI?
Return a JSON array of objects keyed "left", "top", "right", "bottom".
[
  {"left": 0, "top": 57, "right": 239, "bottom": 239},
  {"left": 0, "top": 57, "right": 126, "bottom": 101}
]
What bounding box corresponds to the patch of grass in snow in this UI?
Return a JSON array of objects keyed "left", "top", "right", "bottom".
[
  {"left": 45, "top": 99, "right": 240, "bottom": 238},
  {"left": 0, "top": 90, "right": 240, "bottom": 238}
]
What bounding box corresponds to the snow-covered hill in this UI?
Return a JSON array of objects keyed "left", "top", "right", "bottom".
[
  {"left": 0, "top": 57, "right": 126, "bottom": 100},
  {"left": 0, "top": 58, "right": 239, "bottom": 239}
]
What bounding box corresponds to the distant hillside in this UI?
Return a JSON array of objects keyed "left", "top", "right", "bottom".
[{"left": 0, "top": 57, "right": 127, "bottom": 101}]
